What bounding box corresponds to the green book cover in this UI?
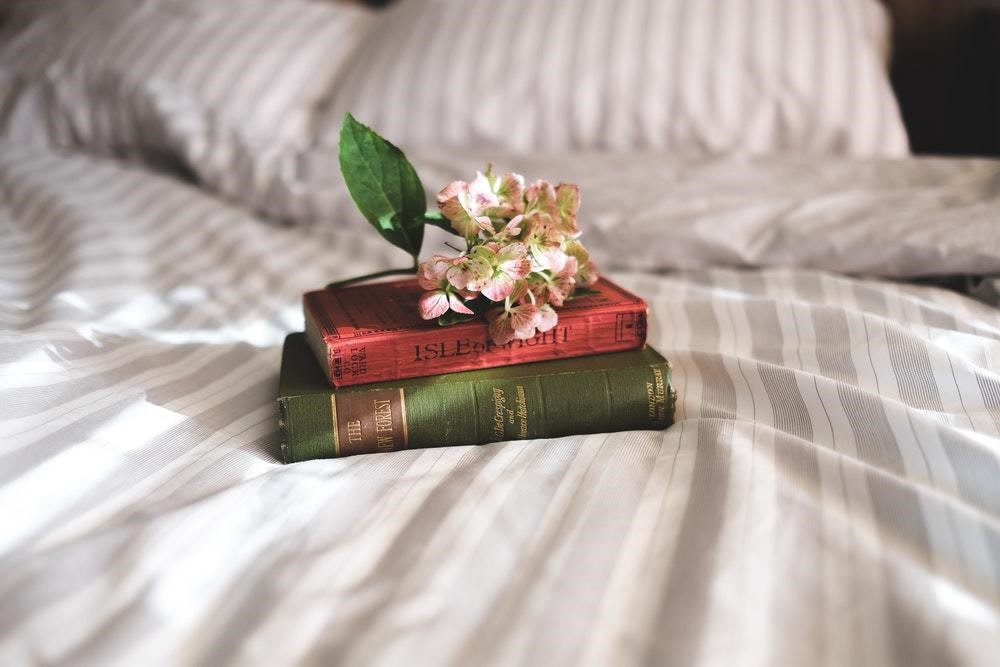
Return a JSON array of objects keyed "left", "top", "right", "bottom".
[{"left": 278, "top": 333, "right": 675, "bottom": 462}]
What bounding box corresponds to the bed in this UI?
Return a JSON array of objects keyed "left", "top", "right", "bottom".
[{"left": 2, "top": 1, "right": 999, "bottom": 665}]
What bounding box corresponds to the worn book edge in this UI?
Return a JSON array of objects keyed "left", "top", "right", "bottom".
[{"left": 278, "top": 332, "right": 675, "bottom": 462}]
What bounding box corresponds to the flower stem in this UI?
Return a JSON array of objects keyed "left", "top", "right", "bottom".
[{"left": 326, "top": 262, "right": 418, "bottom": 289}]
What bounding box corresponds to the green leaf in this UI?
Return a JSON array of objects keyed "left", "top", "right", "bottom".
[
  {"left": 437, "top": 311, "right": 478, "bottom": 326},
  {"left": 566, "top": 286, "right": 601, "bottom": 301},
  {"left": 338, "top": 113, "right": 426, "bottom": 258},
  {"left": 423, "top": 211, "right": 462, "bottom": 237}
]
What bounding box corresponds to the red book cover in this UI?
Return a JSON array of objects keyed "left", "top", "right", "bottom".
[{"left": 303, "top": 277, "right": 648, "bottom": 387}]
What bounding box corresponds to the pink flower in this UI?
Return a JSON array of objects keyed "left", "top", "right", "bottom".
[
  {"left": 418, "top": 290, "right": 474, "bottom": 319},
  {"left": 417, "top": 254, "right": 475, "bottom": 319},
  {"left": 536, "top": 303, "right": 558, "bottom": 332},
  {"left": 422, "top": 168, "right": 589, "bottom": 339},
  {"left": 484, "top": 166, "right": 525, "bottom": 218},
  {"left": 487, "top": 303, "right": 541, "bottom": 344},
  {"left": 522, "top": 180, "right": 581, "bottom": 236},
  {"left": 437, "top": 167, "right": 527, "bottom": 239},
  {"left": 554, "top": 183, "right": 581, "bottom": 237},
  {"left": 418, "top": 254, "right": 452, "bottom": 289},
  {"left": 472, "top": 242, "right": 531, "bottom": 301},
  {"left": 564, "top": 240, "right": 598, "bottom": 286},
  {"left": 523, "top": 180, "right": 558, "bottom": 225},
  {"left": 521, "top": 218, "right": 568, "bottom": 273},
  {"left": 445, "top": 254, "right": 492, "bottom": 292},
  {"left": 494, "top": 214, "right": 525, "bottom": 240},
  {"left": 538, "top": 256, "right": 578, "bottom": 307},
  {"left": 437, "top": 173, "right": 499, "bottom": 238}
]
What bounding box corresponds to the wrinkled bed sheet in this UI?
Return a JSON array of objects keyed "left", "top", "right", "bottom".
[{"left": 1, "top": 143, "right": 999, "bottom": 665}]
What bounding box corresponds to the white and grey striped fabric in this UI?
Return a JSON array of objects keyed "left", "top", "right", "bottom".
[
  {"left": 0, "top": 0, "right": 911, "bottom": 227},
  {"left": 318, "top": 0, "right": 909, "bottom": 157},
  {"left": 0, "top": 0, "right": 375, "bottom": 195},
  {"left": 2, "top": 142, "right": 999, "bottom": 665}
]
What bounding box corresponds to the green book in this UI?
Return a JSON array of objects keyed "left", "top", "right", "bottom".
[{"left": 278, "top": 333, "right": 675, "bottom": 462}]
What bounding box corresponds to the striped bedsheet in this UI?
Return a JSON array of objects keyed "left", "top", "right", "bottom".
[{"left": 1, "top": 143, "right": 999, "bottom": 665}]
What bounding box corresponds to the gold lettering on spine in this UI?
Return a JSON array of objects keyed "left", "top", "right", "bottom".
[
  {"left": 515, "top": 385, "right": 528, "bottom": 438},
  {"left": 373, "top": 398, "right": 394, "bottom": 451},
  {"left": 346, "top": 420, "right": 363, "bottom": 444},
  {"left": 373, "top": 399, "right": 393, "bottom": 429},
  {"left": 492, "top": 387, "right": 507, "bottom": 439},
  {"left": 333, "top": 388, "right": 409, "bottom": 456},
  {"left": 650, "top": 367, "right": 668, "bottom": 424}
]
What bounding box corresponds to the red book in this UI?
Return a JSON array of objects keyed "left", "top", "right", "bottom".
[{"left": 304, "top": 277, "right": 648, "bottom": 387}]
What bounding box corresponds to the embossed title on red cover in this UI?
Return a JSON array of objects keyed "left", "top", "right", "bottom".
[{"left": 304, "top": 277, "right": 647, "bottom": 387}]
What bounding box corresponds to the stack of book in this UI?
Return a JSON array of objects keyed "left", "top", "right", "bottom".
[{"left": 278, "top": 277, "right": 676, "bottom": 462}]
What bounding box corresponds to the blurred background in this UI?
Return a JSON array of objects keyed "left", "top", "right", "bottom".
[
  {"left": 352, "top": 0, "right": 1000, "bottom": 158},
  {"left": 4, "top": 0, "right": 998, "bottom": 157},
  {"left": 882, "top": 0, "right": 1000, "bottom": 156}
]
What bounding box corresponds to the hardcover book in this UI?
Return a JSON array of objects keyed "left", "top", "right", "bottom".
[
  {"left": 279, "top": 333, "right": 675, "bottom": 462},
  {"left": 304, "top": 276, "right": 648, "bottom": 387}
]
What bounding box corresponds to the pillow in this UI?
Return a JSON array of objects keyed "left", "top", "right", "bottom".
[
  {"left": 0, "top": 0, "right": 375, "bottom": 160},
  {"left": 316, "top": 0, "right": 909, "bottom": 157}
]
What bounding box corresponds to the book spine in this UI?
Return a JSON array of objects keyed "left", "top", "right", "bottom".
[
  {"left": 279, "top": 359, "right": 673, "bottom": 461},
  {"left": 321, "top": 304, "right": 647, "bottom": 387}
]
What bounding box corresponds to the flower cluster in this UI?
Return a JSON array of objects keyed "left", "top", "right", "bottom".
[{"left": 418, "top": 166, "right": 598, "bottom": 344}]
